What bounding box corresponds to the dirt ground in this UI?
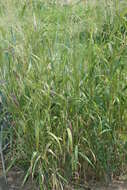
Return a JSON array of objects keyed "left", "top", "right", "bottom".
[
  {"left": 66, "top": 181, "right": 127, "bottom": 190},
  {"left": 8, "top": 170, "right": 37, "bottom": 190},
  {"left": 92, "top": 181, "right": 127, "bottom": 190},
  {"left": 0, "top": 167, "right": 38, "bottom": 190},
  {"left": 1, "top": 168, "right": 127, "bottom": 190},
  {"left": 7, "top": 175, "right": 127, "bottom": 190}
]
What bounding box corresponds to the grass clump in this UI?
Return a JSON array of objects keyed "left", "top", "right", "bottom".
[{"left": 0, "top": 0, "right": 127, "bottom": 189}]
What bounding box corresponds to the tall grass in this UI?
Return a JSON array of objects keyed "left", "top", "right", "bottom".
[{"left": 0, "top": 0, "right": 127, "bottom": 189}]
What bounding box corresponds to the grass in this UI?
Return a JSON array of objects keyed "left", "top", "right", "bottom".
[{"left": 0, "top": 0, "right": 127, "bottom": 189}]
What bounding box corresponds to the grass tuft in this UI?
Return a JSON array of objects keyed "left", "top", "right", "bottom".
[{"left": 0, "top": 0, "right": 127, "bottom": 189}]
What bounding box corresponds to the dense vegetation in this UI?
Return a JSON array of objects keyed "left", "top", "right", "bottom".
[{"left": 0, "top": 0, "right": 127, "bottom": 189}]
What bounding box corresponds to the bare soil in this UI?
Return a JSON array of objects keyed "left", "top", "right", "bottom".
[
  {"left": 1, "top": 168, "right": 127, "bottom": 190},
  {"left": 92, "top": 180, "right": 127, "bottom": 190},
  {"left": 1, "top": 167, "right": 38, "bottom": 190}
]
